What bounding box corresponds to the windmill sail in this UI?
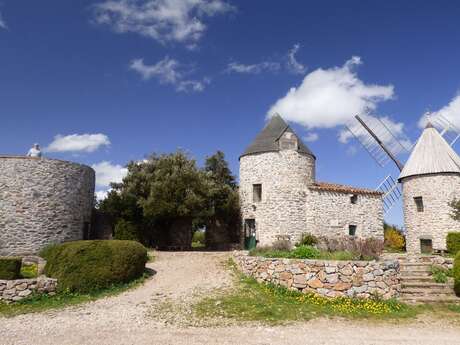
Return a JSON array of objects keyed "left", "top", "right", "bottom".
[
  {"left": 425, "top": 113, "right": 460, "bottom": 147},
  {"left": 345, "top": 115, "right": 409, "bottom": 171},
  {"left": 376, "top": 175, "right": 402, "bottom": 214}
]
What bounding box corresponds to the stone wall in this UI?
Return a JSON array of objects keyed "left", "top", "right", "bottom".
[
  {"left": 401, "top": 173, "right": 460, "bottom": 254},
  {"left": 239, "top": 150, "right": 315, "bottom": 246},
  {"left": 306, "top": 189, "right": 383, "bottom": 239},
  {"left": 0, "top": 156, "right": 95, "bottom": 256},
  {"left": 0, "top": 277, "right": 57, "bottom": 302},
  {"left": 234, "top": 252, "right": 400, "bottom": 299}
]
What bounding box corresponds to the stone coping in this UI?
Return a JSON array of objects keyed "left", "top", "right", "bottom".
[{"left": 0, "top": 155, "right": 93, "bottom": 170}]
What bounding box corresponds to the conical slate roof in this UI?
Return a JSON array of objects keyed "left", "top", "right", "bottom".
[
  {"left": 398, "top": 123, "right": 460, "bottom": 181},
  {"left": 241, "top": 114, "right": 315, "bottom": 159}
]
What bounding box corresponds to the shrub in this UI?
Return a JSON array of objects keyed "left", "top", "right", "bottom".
[
  {"left": 454, "top": 252, "right": 460, "bottom": 296},
  {"left": 290, "top": 245, "right": 320, "bottom": 259},
  {"left": 0, "top": 257, "right": 22, "bottom": 280},
  {"left": 42, "top": 240, "right": 148, "bottom": 293},
  {"left": 316, "top": 236, "right": 383, "bottom": 260},
  {"left": 298, "top": 233, "right": 318, "bottom": 246},
  {"left": 384, "top": 228, "right": 405, "bottom": 251},
  {"left": 114, "top": 219, "right": 141, "bottom": 242},
  {"left": 271, "top": 239, "right": 292, "bottom": 251},
  {"left": 249, "top": 246, "right": 291, "bottom": 259},
  {"left": 192, "top": 230, "right": 205, "bottom": 247},
  {"left": 431, "top": 266, "right": 452, "bottom": 284},
  {"left": 447, "top": 232, "right": 460, "bottom": 256}
]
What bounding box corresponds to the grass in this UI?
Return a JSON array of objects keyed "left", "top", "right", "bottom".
[
  {"left": 249, "top": 245, "right": 372, "bottom": 261},
  {"left": 194, "top": 262, "right": 417, "bottom": 324},
  {"left": 20, "top": 263, "right": 38, "bottom": 279},
  {"left": 0, "top": 270, "right": 153, "bottom": 318}
]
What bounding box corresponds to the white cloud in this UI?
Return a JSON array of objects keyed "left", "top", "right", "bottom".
[
  {"left": 95, "top": 189, "right": 109, "bottom": 201},
  {"left": 419, "top": 93, "right": 460, "bottom": 129},
  {"left": 93, "top": 0, "right": 235, "bottom": 47},
  {"left": 92, "top": 161, "right": 128, "bottom": 188},
  {"left": 286, "top": 43, "right": 307, "bottom": 74},
  {"left": 130, "top": 57, "right": 208, "bottom": 92},
  {"left": 45, "top": 134, "right": 111, "bottom": 153},
  {"left": 0, "top": 11, "right": 7, "bottom": 29},
  {"left": 225, "top": 61, "right": 280, "bottom": 74},
  {"left": 303, "top": 132, "right": 319, "bottom": 142},
  {"left": 268, "top": 56, "right": 394, "bottom": 129}
]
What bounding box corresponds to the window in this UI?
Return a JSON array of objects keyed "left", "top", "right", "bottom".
[
  {"left": 253, "top": 184, "right": 262, "bottom": 203},
  {"left": 348, "top": 225, "right": 357, "bottom": 236},
  {"left": 414, "top": 197, "right": 424, "bottom": 212},
  {"left": 350, "top": 194, "right": 358, "bottom": 204}
]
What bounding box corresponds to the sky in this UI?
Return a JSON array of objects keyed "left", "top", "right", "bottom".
[{"left": 1, "top": 0, "right": 460, "bottom": 226}]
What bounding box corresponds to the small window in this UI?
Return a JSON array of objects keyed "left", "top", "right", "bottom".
[
  {"left": 253, "top": 184, "right": 262, "bottom": 203},
  {"left": 414, "top": 197, "right": 424, "bottom": 212},
  {"left": 350, "top": 194, "right": 358, "bottom": 204},
  {"left": 349, "top": 225, "right": 357, "bottom": 236}
]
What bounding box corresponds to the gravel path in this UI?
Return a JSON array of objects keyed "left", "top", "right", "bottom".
[{"left": 1, "top": 251, "right": 460, "bottom": 345}]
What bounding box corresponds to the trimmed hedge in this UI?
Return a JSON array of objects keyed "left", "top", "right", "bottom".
[
  {"left": 41, "top": 240, "right": 148, "bottom": 293},
  {"left": 447, "top": 232, "right": 460, "bottom": 256},
  {"left": 0, "top": 257, "right": 22, "bottom": 280},
  {"left": 114, "top": 219, "right": 141, "bottom": 242},
  {"left": 454, "top": 252, "right": 460, "bottom": 296}
]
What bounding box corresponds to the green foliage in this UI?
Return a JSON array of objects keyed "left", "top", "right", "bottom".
[
  {"left": 447, "top": 232, "right": 460, "bottom": 255},
  {"left": 20, "top": 263, "right": 38, "bottom": 279},
  {"left": 192, "top": 230, "right": 205, "bottom": 248},
  {"left": 430, "top": 266, "right": 453, "bottom": 284},
  {"left": 290, "top": 245, "right": 321, "bottom": 259},
  {"left": 250, "top": 245, "right": 359, "bottom": 261},
  {"left": 449, "top": 199, "right": 460, "bottom": 222},
  {"left": 384, "top": 224, "right": 405, "bottom": 251},
  {"left": 298, "top": 233, "right": 318, "bottom": 246},
  {"left": 0, "top": 257, "right": 22, "bottom": 280},
  {"left": 454, "top": 252, "right": 460, "bottom": 296},
  {"left": 42, "top": 240, "right": 148, "bottom": 293},
  {"left": 194, "top": 272, "right": 415, "bottom": 323},
  {"left": 114, "top": 219, "right": 141, "bottom": 242}
]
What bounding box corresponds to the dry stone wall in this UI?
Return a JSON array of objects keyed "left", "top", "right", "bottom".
[
  {"left": 402, "top": 173, "right": 460, "bottom": 253},
  {"left": 0, "top": 277, "right": 57, "bottom": 302},
  {"left": 234, "top": 252, "right": 400, "bottom": 299},
  {"left": 0, "top": 156, "right": 95, "bottom": 256}
]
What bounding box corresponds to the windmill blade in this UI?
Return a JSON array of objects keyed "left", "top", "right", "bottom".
[
  {"left": 345, "top": 115, "right": 410, "bottom": 171},
  {"left": 376, "top": 175, "right": 402, "bottom": 214},
  {"left": 426, "top": 114, "right": 460, "bottom": 147}
]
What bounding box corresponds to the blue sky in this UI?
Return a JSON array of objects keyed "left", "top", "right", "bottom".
[{"left": 1, "top": 0, "right": 460, "bottom": 226}]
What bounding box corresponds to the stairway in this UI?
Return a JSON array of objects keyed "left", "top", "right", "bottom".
[{"left": 399, "top": 259, "right": 459, "bottom": 304}]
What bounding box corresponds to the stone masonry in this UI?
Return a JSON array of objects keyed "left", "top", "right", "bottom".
[
  {"left": 0, "top": 156, "right": 95, "bottom": 256},
  {"left": 402, "top": 173, "right": 460, "bottom": 253},
  {"left": 0, "top": 277, "right": 57, "bottom": 302},
  {"left": 234, "top": 252, "right": 400, "bottom": 299}
]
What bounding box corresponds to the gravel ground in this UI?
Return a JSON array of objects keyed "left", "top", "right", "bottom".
[{"left": 1, "top": 251, "right": 460, "bottom": 345}]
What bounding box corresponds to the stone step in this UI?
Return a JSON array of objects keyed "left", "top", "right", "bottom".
[
  {"left": 400, "top": 271, "right": 431, "bottom": 277},
  {"left": 401, "top": 288, "right": 455, "bottom": 296},
  {"left": 401, "top": 296, "right": 460, "bottom": 304},
  {"left": 400, "top": 262, "right": 432, "bottom": 267},
  {"left": 401, "top": 282, "right": 453, "bottom": 289},
  {"left": 400, "top": 276, "right": 435, "bottom": 282}
]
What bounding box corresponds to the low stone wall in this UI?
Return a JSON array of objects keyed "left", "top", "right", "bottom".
[
  {"left": 0, "top": 277, "right": 57, "bottom": 302},
  {"left": 234, "top": 252, "right": 400, "bottom": 299}
]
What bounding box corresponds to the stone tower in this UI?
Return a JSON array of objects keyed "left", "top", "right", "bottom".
[
  {"left": 399, "top": 123, "right": 460, "bottom": 254},
  {"left": 239, "top": 114, "right": 316, "bottom": 246}
]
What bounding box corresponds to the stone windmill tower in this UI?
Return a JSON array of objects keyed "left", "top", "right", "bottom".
[{"left": 398, "top": 123, "right": 460, "bottom": 254}]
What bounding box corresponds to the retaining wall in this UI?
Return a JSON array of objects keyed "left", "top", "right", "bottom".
[
  {"left": 234, "top": 252, "right": 400, "bottom": 299},
  {"left": 0, "top": 277, "right": 57, "bottom": 302}
]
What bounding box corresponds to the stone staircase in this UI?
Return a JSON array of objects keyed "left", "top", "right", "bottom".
[{"left": 399, "top": 257, "right": 459, "bottom": 304}]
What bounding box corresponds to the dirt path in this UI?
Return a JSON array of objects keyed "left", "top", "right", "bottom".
[{"left": 1, "top": 251, "right": 460, "bottom": 345}]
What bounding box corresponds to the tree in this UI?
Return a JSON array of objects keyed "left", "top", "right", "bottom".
[{"left": 450, "top": 199, "right": 460, "bottom": 221}]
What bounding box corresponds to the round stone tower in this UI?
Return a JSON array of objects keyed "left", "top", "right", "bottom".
[
  {"left": 399, "top": 123, "right": 460, "bottom": 254},
  {"left": 0, "top": 156, "right": 95, "bottom": 255},
  {"left": 239, "top": 114, "right": 316, "bottom": 247}
]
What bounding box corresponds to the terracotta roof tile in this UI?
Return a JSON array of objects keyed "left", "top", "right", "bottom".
[{"left": 310, "top": 182, "right": 382, "bottom": 196}]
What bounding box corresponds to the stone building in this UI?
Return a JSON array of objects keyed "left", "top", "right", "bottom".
[
  {"left": 0, "top": 156, "right": 95, "bottom": 256},
  {"left": 239, "top": 115, "right": 383, "bottom": 247},
  {"left": 399, "top": 123, "right": 460, "bottom": 254}
]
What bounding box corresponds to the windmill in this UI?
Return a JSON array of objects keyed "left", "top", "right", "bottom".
[{"left": 345, "top": 114, "right": 460, "bottom": 215}]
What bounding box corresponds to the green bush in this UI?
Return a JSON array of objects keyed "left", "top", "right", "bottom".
[
  {"left": 42, "top": 240, "right": 148, "bottom": 293},
  {"left": 454, "top": 252, "right": 460, "bottom": 296},
  {"left": 192, "top": 230, "right": 205, "bottom": 247},
  {"left": 0, "top": 257, "right": 22, "bottom": 280},
  {"left": 447, "top": 232, "right": 460, "bottom": 256},
  {"left": 290, "top": 245, "right": 320, "bottom": 259},
  {"left": 114, "top": 219, "right": 141, "bottom": 242},
  {"left": 298, "top": 233, "right": 318, "bottom": 246}
]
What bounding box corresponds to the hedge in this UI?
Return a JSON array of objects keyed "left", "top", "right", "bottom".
[
  {"left": 454, "top": 252, "right": 460, "bottom": 296},
  {"left": 0, "top": 257, "right": 22, "bottom": 280},
  {"left": 41, "top": 240, "right": 148, "bottom": 293},
  {"left": 447, "top": 232, "right": 460, "bottom": 256}
]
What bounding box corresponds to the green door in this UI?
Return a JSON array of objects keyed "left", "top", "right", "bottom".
[{"left": 244, "top": 219, "right": 257, "bottom": 250}]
